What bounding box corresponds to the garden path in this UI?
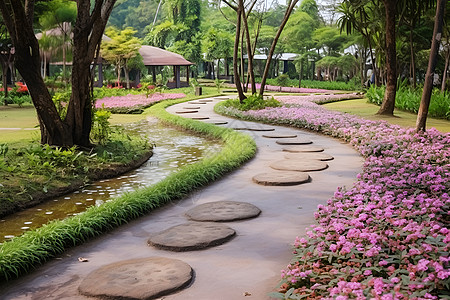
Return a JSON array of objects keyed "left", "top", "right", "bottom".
[{"left": 0, "top": 96, "right": 363, "bottom": 300}]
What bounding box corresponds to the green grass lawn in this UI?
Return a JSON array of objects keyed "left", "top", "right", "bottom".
[{"left": 323, "top": 98, "right": 450, "bottom": 133}]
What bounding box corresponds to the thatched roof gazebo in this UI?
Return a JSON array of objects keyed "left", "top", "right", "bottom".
[{"left": 139, "top": 45, "right": 193, "bottom": 88}]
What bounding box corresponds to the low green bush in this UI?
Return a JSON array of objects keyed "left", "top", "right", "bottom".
[
  {"left": 222, "top": 94, "right": 281, "bottom": 111},
  {"left": 0, "top": 97, "right": 256, "bottom": 281},
  {"left": 366, "top": 85, "right": 450, "bottom": 120},
  {"left": 263, "top": 77, "right": 361, "bottom": 91}
]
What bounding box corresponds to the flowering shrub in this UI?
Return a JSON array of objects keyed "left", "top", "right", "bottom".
[
  {"left": 217, "top": 96, "right": 450, "bottom": 299},
  {"left": 276, "top": 94, "right": 363, "bottom": 105},
  {"left": 15, "top": 82, "right": 28, "bottom": 94},
  {"left": 255, "top": 83, "right": 332, "bottom": 94},
  {"left": 94, "top": 93, "right": 185, "bottom": 113}
]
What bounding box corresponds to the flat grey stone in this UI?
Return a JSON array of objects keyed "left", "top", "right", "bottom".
[
  {"left": 186, "top": 201, "right": 261, "bottom": 222},
  {"left": 262, "top": 133, "right": 297, "bottom": 138},
  {"left": 252, "top": 172, "right": 310, "bottom": 186},
  {"left": 176, "top": 110, "right": 199, "bottom": 114},
  {"left": 270, "top": 160, "right": 328, "bottom": 172},
  {"left": 282, "top": 145, "right": 324, "bottom": 152},
  {"left": 214, "top": 96, "right": 230, "bottom": 100},
  {"left": 78, "top": 257, "right": 193, "bottom": 300},
  {"left": 148, "top": 222, "right": 235, "bottom": 251},
  {"left": 284, "top": 152, "right": 334, "bottom": 161},
  {"left": 200, "top": 99, "right": 213, "bottom": 102},
  {"left": 188, "top": 101, "right": 207, "bottom": 104},
  {"left": 183, "top": 106, "right": 201, "bottom": 109},
  {"left": 276, "top": 138, "right": 313, "bottom": 145},
  {"left": 188, "top": 116, "right": 210, "bottom": 120},
  {"left": 204, "top": 120, "right": 228, "bottom": 125},
  {"left": 233, "top": 127, "right": 275, "bottom": 131}
]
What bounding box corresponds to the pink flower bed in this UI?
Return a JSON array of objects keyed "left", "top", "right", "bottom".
[
  {"left": 276, "top": 94, "right": 363, "bottom": 105},
  {"left": 95, "top": 93, "right": 185, "bottom": 109},
  {"left": 219, "top": 99, "right": 450, "bottom": 299}
]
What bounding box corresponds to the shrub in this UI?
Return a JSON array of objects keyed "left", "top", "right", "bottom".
[
  {"left": 223, "top": 94, "right": 281, "bottom": 111},
  {"left": 366, "top": 86, "right": 450, "bottom": 120}
]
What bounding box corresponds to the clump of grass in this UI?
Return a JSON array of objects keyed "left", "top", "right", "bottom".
[
  {"left": 222, "top": 94, "right": 281, "bottom": 111},
  {"left": 366, "top": 85, "right": 450, "bottom": 120},
  {"left": 0, "top": 97, "right": 256, "bottom": 281}
]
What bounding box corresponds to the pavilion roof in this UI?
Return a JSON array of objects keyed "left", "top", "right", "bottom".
[{"left": 139, "top": 45, "right": 193, "bottom": 66}]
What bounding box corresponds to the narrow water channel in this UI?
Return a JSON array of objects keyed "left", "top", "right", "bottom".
[{"left": 0, "top": 117, "right": 222, "bottom": 243}]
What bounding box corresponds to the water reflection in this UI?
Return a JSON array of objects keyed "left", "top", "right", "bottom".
[{"left": 0, "top": 118, "right": 222, "bottom": 243}]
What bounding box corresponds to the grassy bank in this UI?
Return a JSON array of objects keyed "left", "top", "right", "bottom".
[
  {"left": 323, "top": 98, "right": 450, "bottom": 133},
  {"left": 0, "top": 95, "right": 256, "bottom": 281}
]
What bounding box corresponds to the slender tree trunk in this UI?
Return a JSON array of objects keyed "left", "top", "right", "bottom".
[
  {"left": 240, "top": 26, "right": 246, "bottom": 92},
  {"left": 242, "top": 9, "right": 256, "bottom": 94},
  {"left": 409, "top": 25, "right": 416, "bottom": 88},
  {"left": 378, "top": 0, "right": 397, "bottom": 116},
  {"left": 441, "top": 49, "right": 449, "bottom": 92},
  {"left": 416, "top": 0, "right": 446, "bottom": 132},
  {"left": 233, "top": 2, "right": 245, "bottom": 102},
  {"left": 259, "top": 0, "right": 298, "bottom": 96},
  {"left": 298, "top": 61, "right": 303, "bottom": 88}
]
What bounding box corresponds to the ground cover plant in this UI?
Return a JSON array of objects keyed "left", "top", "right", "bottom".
[
  {"left": 95, "top": 92, "right": 186, "bottom": 113},
  {"left": 216, "top": 96, "right": 450, "bottom": 299},
  {"left": 0, "top": 125, "right": 151, "bottom": 217},
  {"left": 366, "top": 86, "right": 450, "bottom": 120},
  {"left": 0, "top": 96, "right": 256, "bottom": 281},
  {"left": 263, "top": 78, "right": 361, "bottom": 91}
]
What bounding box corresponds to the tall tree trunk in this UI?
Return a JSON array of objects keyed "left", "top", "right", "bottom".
[
  {"left": 233, "top": 2, "right": 245, "bottom": 102},
  {"left": 409, "top": 24, "right": 416, "bottom": 88},
  {"left": 240, "top": 26, "right": 246, "bottom": 92},
  {"left": 298, "top": 61, "right": 303, "bottom": 88},
  {"left": 242, "top": 8, "right": 256, "bottom": 95},
  {"left": 416, "top": 0, "right": 446, "bottom": 132},
  {"left": 441, "top": 49, "right": 449, "bottom": 92},
  {"left": 377, "top": 0, "right": 397, "bottom": 116},
  {"left": 259, "top": 0, "right": 298, "bottom": 96}
]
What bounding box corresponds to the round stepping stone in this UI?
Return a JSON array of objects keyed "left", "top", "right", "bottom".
[
  {"left": 262, "top": 133, "right": 297, "bottom": 138},
  {"left": 270, "top": 160, "right": 328, "bottom": 172},
  {"left": 214, "top": 96, "right": 230, "bottom": 100},
  {"left": 201, "top": 99, "right": 213, "bottom": 102},
  {"left": 233, "top": 127, "right": 275, "bottom": 131},
  {"left": 183, "top": 106, "right": 201, "bottom": 109},
  {"left": 176, "top": 110, "right": 198, "bottom": 114},
  {"left": 204, "top": 120, "right": 228, "bottom": 125},
  {"left": 188, "top": 116, "right": 210, "bottom": 120},
  {"left": 186, "top": 201, "right": 261, "bottom": 222},
  {"left": 282, "top": 145, "right": 324, "bottom": 153},
  {"left": 148, "top": 222, "right": 235, "bottom": 251},
  {"left": 252, "top": 172, "right": 310, "bottom": 186},
  {"left": 276, "top": 138, "right": 313, "bottom": 145},
  {"left": 78, "top": 257, "right": 193, "bottom": 300},
  {"left": 284, "top": 152, "right": 334, "bottom": 161},
  {"left": 188, "top": 101, "right": 207, "bottom": 104}
]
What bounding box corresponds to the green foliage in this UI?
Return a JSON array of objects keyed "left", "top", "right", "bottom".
[
  {"left": 91, "top": 109, "right": 112, "bottom": 144},
  {"left": 223, "top": 94, "right": 281, "bottom": 111},
  {"left": 367, "top": 85, "right": 450, "bottom": 120},
  {"left": 214, "top": 78, "right": 226, "bottom": 93},
  {"left": 264, "top": 78, "right": 360, "bottom": 91},
  {"left": 0, "top": 97, "right": 256, "bottom": 281},
  {"left": 276, "top": 74, "right": 290, "bottom": 87},
  {"left": 52, "top": 91, "right": 71, "bottom": 119}
]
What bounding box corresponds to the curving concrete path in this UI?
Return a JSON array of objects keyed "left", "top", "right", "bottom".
[{"left": 0, "top": 96, "right": 363, "bottom": 300}]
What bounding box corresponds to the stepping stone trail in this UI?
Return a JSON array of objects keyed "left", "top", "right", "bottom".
[
  {"left": 78, "top": 257, "right": 193, "bottom": 300},
  {"left": 270, "top": 160, "right": 328, "bottom": 172},
  {"left": 252, "top": 172, "right": 310, "bottom": 186},
  {"left": 148, "top": 222, "right": 235, "bottom": 251},
  {"left": 186, "top": 201, "right": 261, "bottom": 222}
]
